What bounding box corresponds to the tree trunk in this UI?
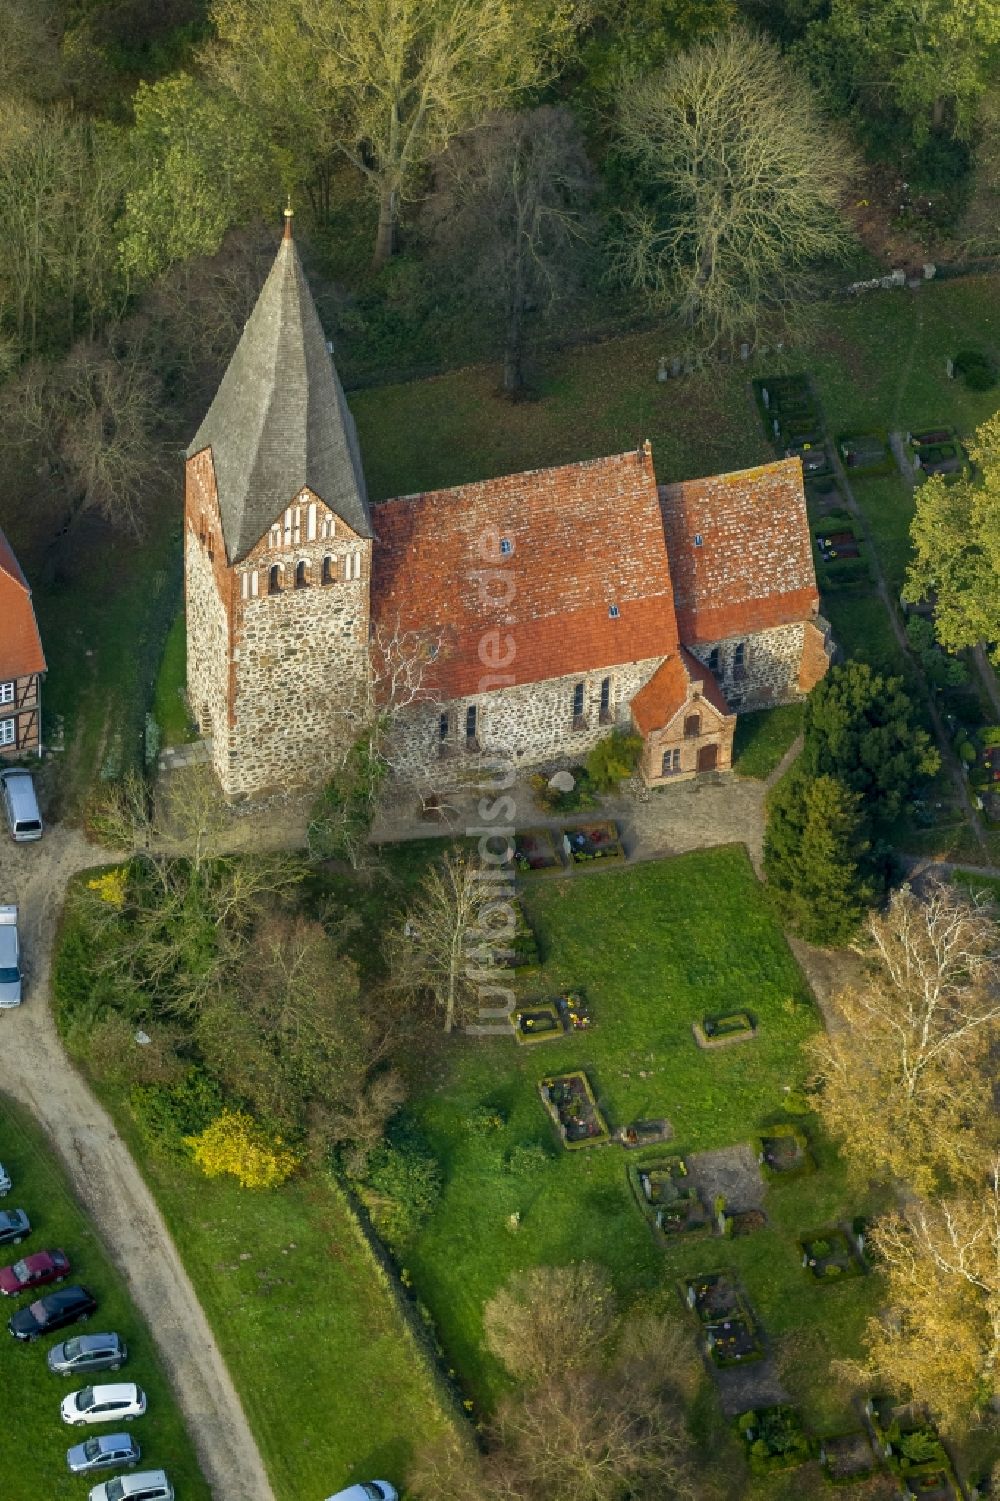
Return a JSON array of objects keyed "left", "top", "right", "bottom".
[
  {"left": 503, "top": 275, "right": 526, "bottom": 395},
  {"left": 931, "top": 95, "right": 945, "bottom": 131},
  {"left": 373, "top": 185, "right": 397, "bottom": 269}
]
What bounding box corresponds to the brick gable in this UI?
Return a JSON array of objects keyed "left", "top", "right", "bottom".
[
  {"left": 658, "top": 459, "right": 819, "bottom": 646},
  {"left": 372, "top": 447, "right": 681, "bottom": 700}
]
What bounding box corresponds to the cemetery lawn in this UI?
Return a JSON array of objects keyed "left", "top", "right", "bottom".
[
  {"left": 732, "top": 703, "right": 803, "bottom": 780},
  {"left": 80, "top": 1096, "right": 458, "bottom": 1501},
  {"left": 402, "top": 846, "right": 884, "bottom": 1434},
  {"left": 0, "top": 1095, "right": 210, "bottom": 1501}
]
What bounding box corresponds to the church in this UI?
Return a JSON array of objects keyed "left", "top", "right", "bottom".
[{"left": 184, "top": 212, "right": 833, "bottom": 800}]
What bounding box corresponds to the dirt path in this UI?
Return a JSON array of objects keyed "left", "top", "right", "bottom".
[{"left": 0, "top": 828, "right": 274, "bottom": 1501}]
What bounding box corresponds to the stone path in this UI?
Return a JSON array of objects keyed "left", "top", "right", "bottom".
[{"left": 0, "top": 828, "right": 275, "bottom": 1501}]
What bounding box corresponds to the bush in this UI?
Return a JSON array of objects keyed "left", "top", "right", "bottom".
[
  {"left": 503, "top": 1141, "right": 552, "bottom": 1175},
  {"left": 953, "top": 348, "right": 997, "bottom": 391},
  {"left": 585, "top": 730, "right": 642, "bottom": 792},
  {"left": 185, "top": 1109, "right": 299, "bottom": 1188},
  {"left": 131, "top": 1068, "right": 224, "bottom": 1156},
  {"left": 466, "top": 1104, "right": 507, "bottom": 1134},
  {"left": 360, "top": 1126, "right": 443, "bottom": 1248}
]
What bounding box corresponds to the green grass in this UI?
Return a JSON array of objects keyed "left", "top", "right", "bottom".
[
  {"left": 398, "top": 848, "right": 883, "bottom": 1434},
  {"left": 152, "top": 609, "right": 194, "bottom": 748},
  {"left": 0, "top": 1095, "right": 210, "bottom": 1501},
  {"left": 732, "top": 704, "right": 804, "bottom": 780},
  {"left": 85, "top": 1096, "right": 458, "bottom": 1501}
]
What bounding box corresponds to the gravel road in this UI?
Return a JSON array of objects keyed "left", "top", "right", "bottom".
[{"left": 0, "top": 825, "right": 275, "bottom": 1501}]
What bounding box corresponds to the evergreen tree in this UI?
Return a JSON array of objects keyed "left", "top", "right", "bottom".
[
  {"left": 802, "top": 661, "right": 939, "bottom": 825},
  {"left": 765, "top": 771, "right": 873, "bottom": 946}
]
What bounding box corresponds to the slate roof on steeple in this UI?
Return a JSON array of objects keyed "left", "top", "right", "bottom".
[{"left": 186, "top": 226, "right": 372, "bottom": 562}]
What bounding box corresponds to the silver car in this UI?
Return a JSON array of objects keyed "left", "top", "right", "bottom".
[
  {"left": 67, "top": 1432, "right": 141, "bottom": 1475},
  {"left": 0, "top": 906, "right": 21, "bottom": 1008},
  {"left": 49, "top": 1333, "right": 128, "bottom": 1377}
]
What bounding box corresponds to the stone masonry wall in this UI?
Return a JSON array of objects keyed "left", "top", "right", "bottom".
[
  {"left": 686, "top": 623, "right": 808, "bottom": 712},
  {"left": 387, "top": 657, "right": 664, "bottom": 782},
  {"left": 226, "top": 492, "right": 371, "bottom": 797},
  {"left": 184, "top": 454, "right": 233, "bottom": 793}
]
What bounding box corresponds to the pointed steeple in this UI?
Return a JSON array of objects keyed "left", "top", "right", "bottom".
[{"left": 187, "top": 218, "right": 372, "bottom": 562}]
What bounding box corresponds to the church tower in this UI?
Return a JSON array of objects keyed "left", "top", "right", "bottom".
[{"left": 184, "top": 209, "right": 373, "bottom": 798}]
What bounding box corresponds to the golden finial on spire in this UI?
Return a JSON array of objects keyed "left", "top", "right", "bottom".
[{"left": 283, "top": 195, "right": 294, "bottom": 241}]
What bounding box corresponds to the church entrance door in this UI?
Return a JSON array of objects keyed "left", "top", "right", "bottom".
[{"left": 697, "top": 744, "right": 718, "bottom": 772}]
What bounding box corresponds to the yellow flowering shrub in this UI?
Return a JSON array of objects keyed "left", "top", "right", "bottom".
[
  {"left": 86, "top": 868, "right": 128, "bottom": 909},
  {"left": 184, "top": 1110, "right": 298, "bottom": 1189}
]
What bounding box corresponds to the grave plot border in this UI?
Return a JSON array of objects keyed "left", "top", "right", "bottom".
[
  {"left": 510, "top": 1000, "right": 564, "bottom": 1046},
  {"left": 799, "top": 1226, "right": 867, "bottom": 1283},
  {"left": 692, "top": 1010, "right": 757, "bottom": 1049},
  {"left": 758, "top": 1122, "right": 815, "bottom": 1181},
  {"left": 538, "top": 1070, "right": 611, "bottom": 1150}
]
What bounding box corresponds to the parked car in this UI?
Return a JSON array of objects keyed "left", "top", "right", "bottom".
[
  {"left": 88, "top": 1471, "right": 174, "bottom": 1501},
  {"left": 67, "top": 1432, "right": 142, "bottom": 1475},
  {"left": 9, "top": 1284, "right": 96, "bottom": 1341},
  {"left": 0, "top": 1247, "right": 70, "bottom": 1295},
  {"left": 49, "top": 1332, "right": 128, "bottom": 1376},
  {"left": 324, "top": 1485, "right": 399, "bottom": 1501},
  {"left": 0, "top": 1161, "right": 11, "bottom": 1195},
  {"left": 0, "top": 905, "right": 22, "bottom": 1008},
  {"left": 0, "top": 1208, "right": 29, "bottom": 1247},
  {"left": 62, "top": 1382, "right": 147, "bottom": 1425},
  {"left": 0, "top": 769, "right": 43, "bottom": 842}
]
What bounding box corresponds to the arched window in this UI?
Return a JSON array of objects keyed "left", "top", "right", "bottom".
[
  {"left": 295, "top": 560, "right": 308, "bottom": 589},
  {"left": 268, "top": 564, "right": 281, "bottom": 595},
  {"left": 684, "top": 713, "right": 701, "bottom": 738},
  {"left": 321, "top": 555, "right": 335, "bottom": 585}
]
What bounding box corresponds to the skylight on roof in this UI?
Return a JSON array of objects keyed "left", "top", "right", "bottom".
[
  {"left": 694, "top": 533, "right": 703, "bottom": 547},
  {"left": 608, "top": 603, "right": 620, "bottom": 619}
]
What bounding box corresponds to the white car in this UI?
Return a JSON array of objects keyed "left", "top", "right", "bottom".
[
  {"left": 325, "top": 1485, "right": 399, "bottom": 1501},
  {"left": 89, "top": 1473, "right": 174, "bottom": 1501},
  {"left": 61, "top": 1383, "right": 147, "bottom": 1426},
  {"left": 0, "top": 906, "right": 21, "bottom": 1008}
]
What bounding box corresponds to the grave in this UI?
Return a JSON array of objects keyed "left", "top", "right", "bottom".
[
  {"left": 513, "top": 827, "right": 563, "bottom": 873},
  {"left": 539, "top": 1071, "right": 610, "bottom": 1149},
  {"left": 682, "top": 1271, "right": 765, "bottom": 1367},
  {"left": 818, "top": 1430, "right": 878, "bottom": 1483},
  {"left": 737, "top": 1404, "right": 813, "bottom": 1472},
  {"left": 799, "top": 1227, "right": 865, "bottom": 1282},
  {"left": 561, "top": 820, "right": 625, "bottom": 865},
  {"left": 511, "top": 1002, "right": 563, "bottom": 1045},
  {"left": 692, "top": 1010, "right": 756, "bottom": 1049},
  {"left": 837, "top": 431, "right": 891, "bottom": 473},
  {"left": 758, "top": 1123, "right": 814, "bottom": 1179}
]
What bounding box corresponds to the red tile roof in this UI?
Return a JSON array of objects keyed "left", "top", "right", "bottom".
[
  {"left": 630, "top": 646, "right": 732, "bottom": 734},
  {"left": 658, "top": 458, "right": 818, "bottom": 646},
  {"left": 0, "top": 529, "right": 45, "bottom": 680},
  {"left": 372, "top": 448, "right": 680, "bottom": 699}
]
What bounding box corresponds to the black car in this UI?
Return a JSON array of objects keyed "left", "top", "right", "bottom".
[
  {"left": 0, "top": 1209, "right": 30, "bottom": 1247},
  {"left": 8, "top": 1284, "right": 97, "bottom": 1342}
]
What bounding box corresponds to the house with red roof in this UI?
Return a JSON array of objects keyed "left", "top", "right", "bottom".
[
  {"left": 0, "top": 528, "right": 46, "bottom": 761},
  {"left": 184, "top": 215, "right": 832, "bottom": 799}
]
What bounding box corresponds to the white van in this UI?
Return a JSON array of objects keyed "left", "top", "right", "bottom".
[
  {"left": 88, "top": 1472, "right": 174, "bottom": 1501},
  {"left": 0, "top": 770, "right": 42, "bottom": 841}
]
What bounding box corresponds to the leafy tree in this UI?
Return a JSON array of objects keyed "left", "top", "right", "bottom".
[
  {"left": 586, "top": 729, "right": 643, "bottom": 791},
  {"left": 186, "top": 1108, "right": 299, "bottom": 1188},
  {"left": 575, "top": 0, "right": 735, "bottom": 117},
  {"left": 425, "top": 107, "right": 595, "bottom": 395},
  {"left": 765, "top": 771, "right": 874, "bottom": 945},
  {"left": 120, "top": 73, "right": 275, "bottom": 283},
  {"left": 801, "top": 0, "right": 1000, "bottom": 143},
  {"left": 807, "top": 880, "right": 1000, "bottom": 1193},
  {"left": 905, "top": 614, "right": 969, "bottom": 690},
  {"left": 307, "top": 725, "right": 389, "bottom": 868},
  {"left": 614, "top": 26, "right": 855, "bottom": 351},
  {"left": 389, "top": 850, "right": 491, "bottom": 1033},
  {"left": 906, "top": 410, "right": 1000, "bottom": 665},
  {"left": 355, "top": 1123, "right": 443, "bottom": 1247},
  {"left": 802, "top": 661, "right": 939, "bottom": 824},
  {"left": 208, "top": 0, "right": 581, "bottom": 265}
]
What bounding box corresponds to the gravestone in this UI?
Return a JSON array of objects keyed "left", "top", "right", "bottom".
[{"left": 657, "top": 356, "right": 669, "bottom": 382}]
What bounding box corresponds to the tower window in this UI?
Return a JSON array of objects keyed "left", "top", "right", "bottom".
[
  {"left": 694, "top": 533, "right": 703, "bottom": 547},
  {"left": 465, "top": 705, "right": 478, "bottom": 744},
  {"left": 439, "top": 712, "right": 449, "bottom": 741},
  {"left": 599, "top": 677, "right": 612, "bottom": 722},
  {"left": 321, "top": 555, "right": 335, "bottom": 585},
  {"left": 295, "top": 560, "right": 308, "bottom": 589},
  {"left": 268, "top": 564, "right": 281, "bottom": 595},
  {"left": 499, "top": 537, "right": 513, "bottom": 556},
  {"left": 608, "top": 603, "right": 620, "bottom": 619},
  {"left": 733, "top": 641, "right": 746, "bottom": 678}
]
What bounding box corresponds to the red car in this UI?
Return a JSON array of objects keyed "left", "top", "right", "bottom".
[{"left": 0, "top": 1249, "right": 70, "bottom": 1296}]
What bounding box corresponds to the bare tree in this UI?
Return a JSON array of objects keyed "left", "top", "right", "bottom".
[
  {"left": 807, "top": 880, "right": 1000, "bottom": 1193},
  {"left": 615, "top": 25, "right": 855, "bottom": 352},
  {"left": 484, "top": 1263, "right": 617, "bottom": 1385},
  {"left": 426, "top": 108, "right": 595, "bottom": 394},
  {"left": 388, "top": 850, "right": 490, "bottom": 1032}
]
